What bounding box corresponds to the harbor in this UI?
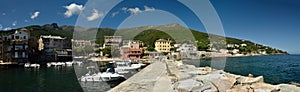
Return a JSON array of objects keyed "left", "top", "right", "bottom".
[{"left": 0, "top": 55, "right": 300, "bottom": 92}]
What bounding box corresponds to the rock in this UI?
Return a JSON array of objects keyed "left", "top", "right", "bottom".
[
  {"left": 248, "top": 74, "right": 253, "bottom": 78},
  {"left": 227, "top": 85, "right": 249, "bottom": 92},
  {"left": 198, "top": 71, "right": 209, "bottom": 75},
  {"left": 205, "top": 66, "right": 212, "bottom": 72},
  {"left": 277, "top": 84, "right": 300, "bottom": 92},
  {"left": 211, "top": 77, "right": 236, "bottom": 92},
  {"left": 250, "top": 83, "right": 277, "bottom": 92},
  {"left": 239, "top": 76, "right": 264, "bottom": 84}
]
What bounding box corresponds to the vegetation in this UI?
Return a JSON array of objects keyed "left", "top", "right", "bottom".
[
  {"left": 133, "top": 29, "right": 174, "bottom": 47},
  {"left": 1, "top": 23, "right": 288, "bottom": 54}
]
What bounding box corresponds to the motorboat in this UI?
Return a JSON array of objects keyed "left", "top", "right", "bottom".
[
  {"left": 65, "top": 61, "right": 73, "bottom": 66},
  {"left": 113, "top": 61, "right": 145, "bottom": 74},
  {"left": 30, "top": 64, "right": 40, "bottom": 68},
  {"left": 80, "top": 72, "right": 124, "bottom": 82},
  {"left": 47, "top": 63, "right": 52, "bottom": 67},
  {"left": 51, "top": 62, "right": 58, "bottom": 66},
  {"left": 73, "top": 61, "right": 83, "bottom": 66},
  {"left": 24, "top": 63, "right": 30, "bottom": 68},
  {"left": 56, "top": 62, "right": 65, "bottom": 66},
  {"left": 79, "top": 66, "right": 124, "bottom": 82}
]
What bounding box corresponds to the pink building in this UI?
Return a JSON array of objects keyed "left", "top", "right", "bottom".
[{"left": 120, "top": 41, "right": 143, "bottom": 60}]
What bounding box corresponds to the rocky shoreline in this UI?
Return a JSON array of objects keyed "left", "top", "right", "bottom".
[{"left": 170, "top": 61, "right": 300, "bottom": 92}]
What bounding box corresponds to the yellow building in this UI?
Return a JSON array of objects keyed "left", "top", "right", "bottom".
[{"left": 155, "top": 39, "right": 171, "bottom": 52}]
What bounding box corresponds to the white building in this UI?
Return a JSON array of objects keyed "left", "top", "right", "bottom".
[
  {"left": 38, "top": 35, "right": 67, "bottom": 51},
  {"left": 1, "top": 28, "right": 29, "bottom": 63},
  {"left": 72, "top": 39, "right": 92, "bottom": 48},
  {"left": 241, "top": 43, "right": 247, "bottom": 47}
]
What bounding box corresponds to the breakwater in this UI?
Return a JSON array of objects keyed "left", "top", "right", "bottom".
[{"left": 109, "top": 60, "right": 300, "bottom": 92}]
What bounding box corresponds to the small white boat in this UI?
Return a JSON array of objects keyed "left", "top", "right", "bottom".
[
  {"left": 56, "top": 62, "right": 65, "bottom": 66},
  {"left": 65, "top": 62, "right": 73, "bottom": 66},
  {"left": 30, "top": 64, "right": 40, "bottom": 68},
  {"left": 73, "top": 61, "right": 83, "bottom": 66},
  {"left": 47, "top": 63, "right": 52, "bottom": 67},
  {"left": 24, "top": 63, "right": 30, "bottom": 68},
  {"left": 80, "top": 72, "right": 124, "bottom": 82},
  {"left": 80, "top": 66, "right": 124, "bottom": 82},
  {"left": 113, "top": 62, "right": 144, "bottom": 74},
  {"left": 51, "top": 62, "right": 58, "bottom": 66}
]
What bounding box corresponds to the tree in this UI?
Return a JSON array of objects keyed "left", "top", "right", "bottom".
[
  {"left": 102, "top": 47, "right": 112, "bottom": 57},
  {"left": 197, "top": 42, "right": 208, "bottom": 51},
  {"left": 146, "top": 46, "right": 155, "bottom": 51}
]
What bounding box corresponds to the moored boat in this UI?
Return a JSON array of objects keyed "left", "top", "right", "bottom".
[{"left": 24, "top": 63, "right": 30, "bottom": 68}]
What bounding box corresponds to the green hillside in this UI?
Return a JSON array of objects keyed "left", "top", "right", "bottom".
[{"left": 1, "top": 23, "right": 288, "bottom": 54}]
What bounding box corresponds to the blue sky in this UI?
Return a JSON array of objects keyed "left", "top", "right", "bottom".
[{"left": 0, "top": 0, "right": 300, "bottom": 54}]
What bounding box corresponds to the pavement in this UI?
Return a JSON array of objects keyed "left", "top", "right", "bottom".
[{"left": 109, "top": 61, "right": 173, "bottom": 92}]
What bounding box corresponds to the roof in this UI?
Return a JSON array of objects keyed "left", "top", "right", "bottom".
[
  {"left": 41, "top": 35, "right": 66, "bottom": 39},
  {"left": 156, "top": 39, "right": 168, "bottom": 42}
]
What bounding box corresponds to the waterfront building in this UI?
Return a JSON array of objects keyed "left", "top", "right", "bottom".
[
  {"left": 120, "top": 41, "right": 143, "bottom": 60},
  {"left": 103, "top": 36, "right": 122, "bottom": 48},
  {"left": 38, "top": 35, "right": 71, "bottom": 62},
  {"left": 143, "top": 51, "right": 162, "bottom": 59},
  {"left": 72, "top": 39, "right": 92, "bottom": 48},
  {"left": 154, "top": 39, "right": 171, "bottom": 52},
  {"left": 38, "top": 35, "right": 68, "bottom": 51},
  {"left": 176, "top": 43, "right": 200, "bottom": 59},
  {"left": 241, "top": 43, "right": 247, "bottom": 47},
  {"left": 0, "top": 28, "right": 29, "bottom": 63},
  {"left": 231, "top": 49, "right": 240, "bottom": 54},
  {"left": 227, "top": 44, "right": 235, "bottom": 48}
]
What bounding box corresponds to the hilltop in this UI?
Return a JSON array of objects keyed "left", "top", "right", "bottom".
[{"left": 0, "top": 23, "right": 288, "bottom": 54}]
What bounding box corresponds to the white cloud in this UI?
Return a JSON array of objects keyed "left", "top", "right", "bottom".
[
  {"left": 3, "top": 27, "right": 12, "bottom": 31},
  {"left": 12, "top": 21, "right": 17, "bottom": 26},
  {"left": 127, "top": 7, "right": 142, "bottom": 14},
  {"left": 112, "top": 11, "right": 119, "bottom": 17},
  {"left": 31, "top": 11, "right": 40, "bottom": 19},
  {"left": 0, "top": 24, "right": 12, "bottom": 31},
  {"left": 121, "top": 7, "right": 127, "bottom": 11},
  {"left": 87, "top": 9, "right": 104, "bottom": 21},
  {"left": 121, "top": 6, "right": 156, "bottom": 15},
  {"left": 64, "top": 3, "right": 84, "bottom": 17},
  {"left": 24, "top": 20, "right": 29, "bottom": 22},
  {"left": 144, "top": 6, "right": 155, "bottom": 11}
]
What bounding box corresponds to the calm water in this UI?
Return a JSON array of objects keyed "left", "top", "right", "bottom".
[
  {"left": 0, "top": 55, "right": 299, "bottom": 92},
  {"left": 186, "top": 54, "right": 300, "bottom": 84},
  {"left": 0, "top": 65, "right": 125, "bottom": 92},
  {"left": 0, "top": 66, "right": 83, "bottom": 92}
]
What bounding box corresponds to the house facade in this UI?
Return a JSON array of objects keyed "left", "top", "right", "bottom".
[
  {"left": 120, "top": 41, "right": 143, "bottom": 60},
  {"left": 0, "top": 28, "right": 29, "bottom": 63},
  {"left": 72, "top": 39, "right": 92, "bottom": 48},
  {"left": 38, "top": 35, "right": 68, "bottom": 51},
  {"left": 154, "top": 39, "right": 171, "bottom": 52},
  {"left": 103, "top": 36, "right": 122, "bottom": 48}
]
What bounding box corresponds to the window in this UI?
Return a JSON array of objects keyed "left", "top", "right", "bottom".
[
  {"left": 23, "top": 36, "right": 26, "bottom": 39},
  {"left": 11, "top": 35, "right": 14, "bottom": 39},
  {"left": 15, "top": 36, "right": 19, "bottom": 39}
]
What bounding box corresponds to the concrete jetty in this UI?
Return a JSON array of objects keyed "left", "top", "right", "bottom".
[{"left": 109, "top": 60, "right": 300, "bottom": 92}]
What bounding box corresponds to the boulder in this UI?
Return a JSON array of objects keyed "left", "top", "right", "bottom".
[
  {"left": 277, "top": 84, "right": 300, "bottom": 92},
  {"left": 238, "top": 76, "right": 264, "bottom": 84},
  {"left": 250, "top": 83, "right": 277, "bottom": 92}
]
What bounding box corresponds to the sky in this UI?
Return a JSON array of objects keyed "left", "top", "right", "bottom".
[{"left": 0, "top": 0, "right": 300, "bottom": 54}]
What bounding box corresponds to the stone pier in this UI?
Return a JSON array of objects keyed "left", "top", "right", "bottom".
[{"left": 109, "top": 61, "right": 300, "bottom": 92}]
